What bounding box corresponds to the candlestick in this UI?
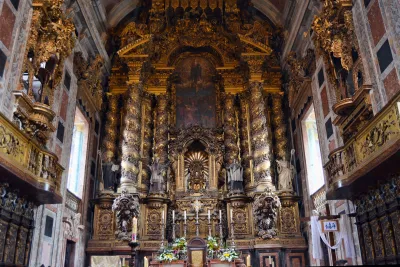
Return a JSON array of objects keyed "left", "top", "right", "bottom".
[
  {"left": 132, "top": 217, "right": 138, "bottom": 242},
  {"left": 230, "top": 214, "right": 235, "bottom": 249},
  {"left": 246, "top": 255, "right": 251, "bottom": 267},
  {"left": 195, "top": 210, "right": 200, "bottom": 236},
  {"left": 128, "top": 241, "right": 139, "bottom": 267},
  {"left": 160, "top": 212, "right": 165, "bottom": 250},
  {"left": 219, "top": 222, "right": 223, "bottom": 248},
  {"left": 184, "top": 220, "right": 187, "bottom": 238},
  {"left": 208, "top": 210, "right": 211, "bottom": 223}
]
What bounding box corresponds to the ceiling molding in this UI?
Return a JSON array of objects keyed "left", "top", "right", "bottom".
[
  {"left": 108, "top": 0, "right": 138, "bottom": 28},
  {"left": 107, "top": 0, "right": 283, "bottom": 29}
]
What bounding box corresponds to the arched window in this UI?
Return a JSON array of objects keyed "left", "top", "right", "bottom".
[
  {"left": 67, "top": 108, "right": 89, "bottom": 198},
  {"left": 301, "top": 105, "right": 325, "bottom": 195}
]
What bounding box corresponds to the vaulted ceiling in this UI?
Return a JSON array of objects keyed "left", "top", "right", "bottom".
[{"left": 100, "top": 0, "right": 287, "bottom": 28}]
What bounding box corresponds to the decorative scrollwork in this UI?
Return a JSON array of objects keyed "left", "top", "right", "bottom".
[
  {"left": 112, "top": 189, "right": 140, "bottom": 240},
  {"left": 253, "top": 188, "right": 281, "bottom": 239}
]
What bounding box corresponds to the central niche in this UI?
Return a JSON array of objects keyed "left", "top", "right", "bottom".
[
  {"left": 175, "top": 56, "right": 216, "bottom": 129},
  {"left": 184, "top": 140, "right": 209, "bottom": 193}
]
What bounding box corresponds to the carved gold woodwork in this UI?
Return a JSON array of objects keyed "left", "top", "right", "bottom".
[
  {"left": 22, "top": 0, "right": 75, "bottom": 105},
  {"left": 223, "top": 93, "right": 239, "bottom": 166},
  {"left": 139, "top": 93, "right": 154, "bottom": 193},
  {"left": 271, "top": 93, "right": 287, "bottom": 161},
  {"left": 73, "top": 52, "right": 105, "bottom": 110},
  {"left": 154, "top": 94, "right": 169, "bottom": 164},
  {"left": 278, "top": 193, "right": 301, "bottom": 236},
  {"left": 325, "top": 92, "right": 400, "bottom": 198},
  {"left": 311, "top": 0, "right": 359, "bottom": 102},
  {"left": 13, "top": 91, "right": 56, "bottom": 146},
  {"left": 120, "top": 83, "right": 143, "bottom": 191},
  {"left": 102, "top": 94, "right": 120, "bottom": 163},
  {"left": 248, "top": 81, "right": 274, "bottom": 190},
  {"left": 0, "top": 112, "right": 63, "bottom": 203},
  {"left": 238, "top": 93, "right": 253, "bottom": 188},
  {"left": 286, "top": 49, "right": 315, "bottom": 108},
  {"left": 170, "top": 126, "right": 223, "bottom": 193},
  {"left": 92, "top": 195, "right": 114, "bottom": 240}
]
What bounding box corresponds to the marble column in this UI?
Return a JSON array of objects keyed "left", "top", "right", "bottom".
[
  {"left": 249, "top": 81, "right": 274, "bottom": 191},
  {"left": 120, "top": 83, "right": 142, "bottom": 192},
  {"left": 223, "top": 93, "right": 239, "bottom": 165}
]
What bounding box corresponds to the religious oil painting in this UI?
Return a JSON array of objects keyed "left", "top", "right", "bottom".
[{"left": 176, "top": 56, "right": 216, "bottom": 129}]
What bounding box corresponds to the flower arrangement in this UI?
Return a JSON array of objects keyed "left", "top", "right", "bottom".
[
  {"left": 172, "top": 237, "right": 187, "bottom": 251},
  {"left": 206, "top": 235, "right": 219, "bottom": 257},
  {"left": 218, "top": 248, "right": 239, "bottom": 262},
  {"left": 157, "top": 249, "right": 178, "bottom": 262}
]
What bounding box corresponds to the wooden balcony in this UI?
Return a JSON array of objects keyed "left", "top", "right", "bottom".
[
  {"left": 324, "top": 92, "right": 400, "bottom": 199},
  {"left": 0, "top": 112, "right": 63, "bottom": 204}
]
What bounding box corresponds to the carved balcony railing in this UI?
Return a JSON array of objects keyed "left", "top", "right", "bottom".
[
  {"left": 0, "top": 112, "right": 63, "bottom": 203},
  {"left": 325, "top": 92, "right": 400, "bottom": 199}
]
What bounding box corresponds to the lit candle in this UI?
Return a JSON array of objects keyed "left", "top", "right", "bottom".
[
  {"left": 144, "top": 256, "right": 149, "bottom": 267},
  {"left": 219, "top": 210, "right": 222, "bottom": 222},
  {"left": 246, "top": 255, "right": 251, "bottom": 266},
  {"left": 208, "top": 210, "right": 211, "bottom": 223},
  {"left": 132, "top": 217, "right": 138, "bottom": 242},
  {"left": 184, "top": 210, "right": 187, "bottom": 224},
  {"left": 172, "top": 210, "right": 175, "bottom": 224}
]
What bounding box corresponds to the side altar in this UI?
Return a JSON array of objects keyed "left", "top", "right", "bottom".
[{"left": 86, "top": 0, "right": 306, "bottom": 266}]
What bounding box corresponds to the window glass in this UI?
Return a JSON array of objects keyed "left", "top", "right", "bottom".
[
  {"left": 301, "top": 105, "right": 325, "bottom": 194},
  {"left": 67, "top": 108, "right": 89, "bottom": 198}
]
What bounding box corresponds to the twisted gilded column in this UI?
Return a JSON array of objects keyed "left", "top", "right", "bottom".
[
  {"left": 102, "top": 93, "right": 119, "bottom": 162},
  {"left": 238, "top": 93, "right": 252, "bottom": 188},
  {"left": 249, "top": 81, "right": 274, "bottom": 191},
  {"left": 154, "top": 94, "right": 169, "bottom": 165},
  {"left": 120, "top": 83, "right": 143, "bottom": 192},
  {"left": 139, "top": 93, "right": 154, "bottom": 191},
  {"left": 271, "top": 93, "right": 287, "bottom": 161},
  {"left": 223, "top": 93, "right": 239, "bottom": 165}
]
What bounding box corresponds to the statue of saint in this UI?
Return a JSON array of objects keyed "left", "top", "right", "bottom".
[
  {"left": 148, "top": 158, "right": 168, "bottom": 194},
  {"left": 101, "top": 151, "right": 120, "bottom": 191},
  {"left": 276, "top": 159, "right": 295, "bottom": 191},
  {"left": 227, "top": 159, "right": 244, "bottom": 193}
]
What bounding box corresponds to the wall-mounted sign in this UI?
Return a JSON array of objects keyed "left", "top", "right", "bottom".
[{"left": 321, "top": 220, "right": 339, "bottom": 232}]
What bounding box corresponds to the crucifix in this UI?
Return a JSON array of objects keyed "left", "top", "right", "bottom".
[
  {"left": 191, "top": 199, "right": 202, "bottom": 236},
  {"left": 300, "top": 205, "right": 355, "bottom": 265}
]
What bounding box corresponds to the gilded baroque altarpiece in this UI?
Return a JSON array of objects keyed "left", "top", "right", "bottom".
[{"left": 87, "top": 0, "right": 306, "bottom": 265}]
